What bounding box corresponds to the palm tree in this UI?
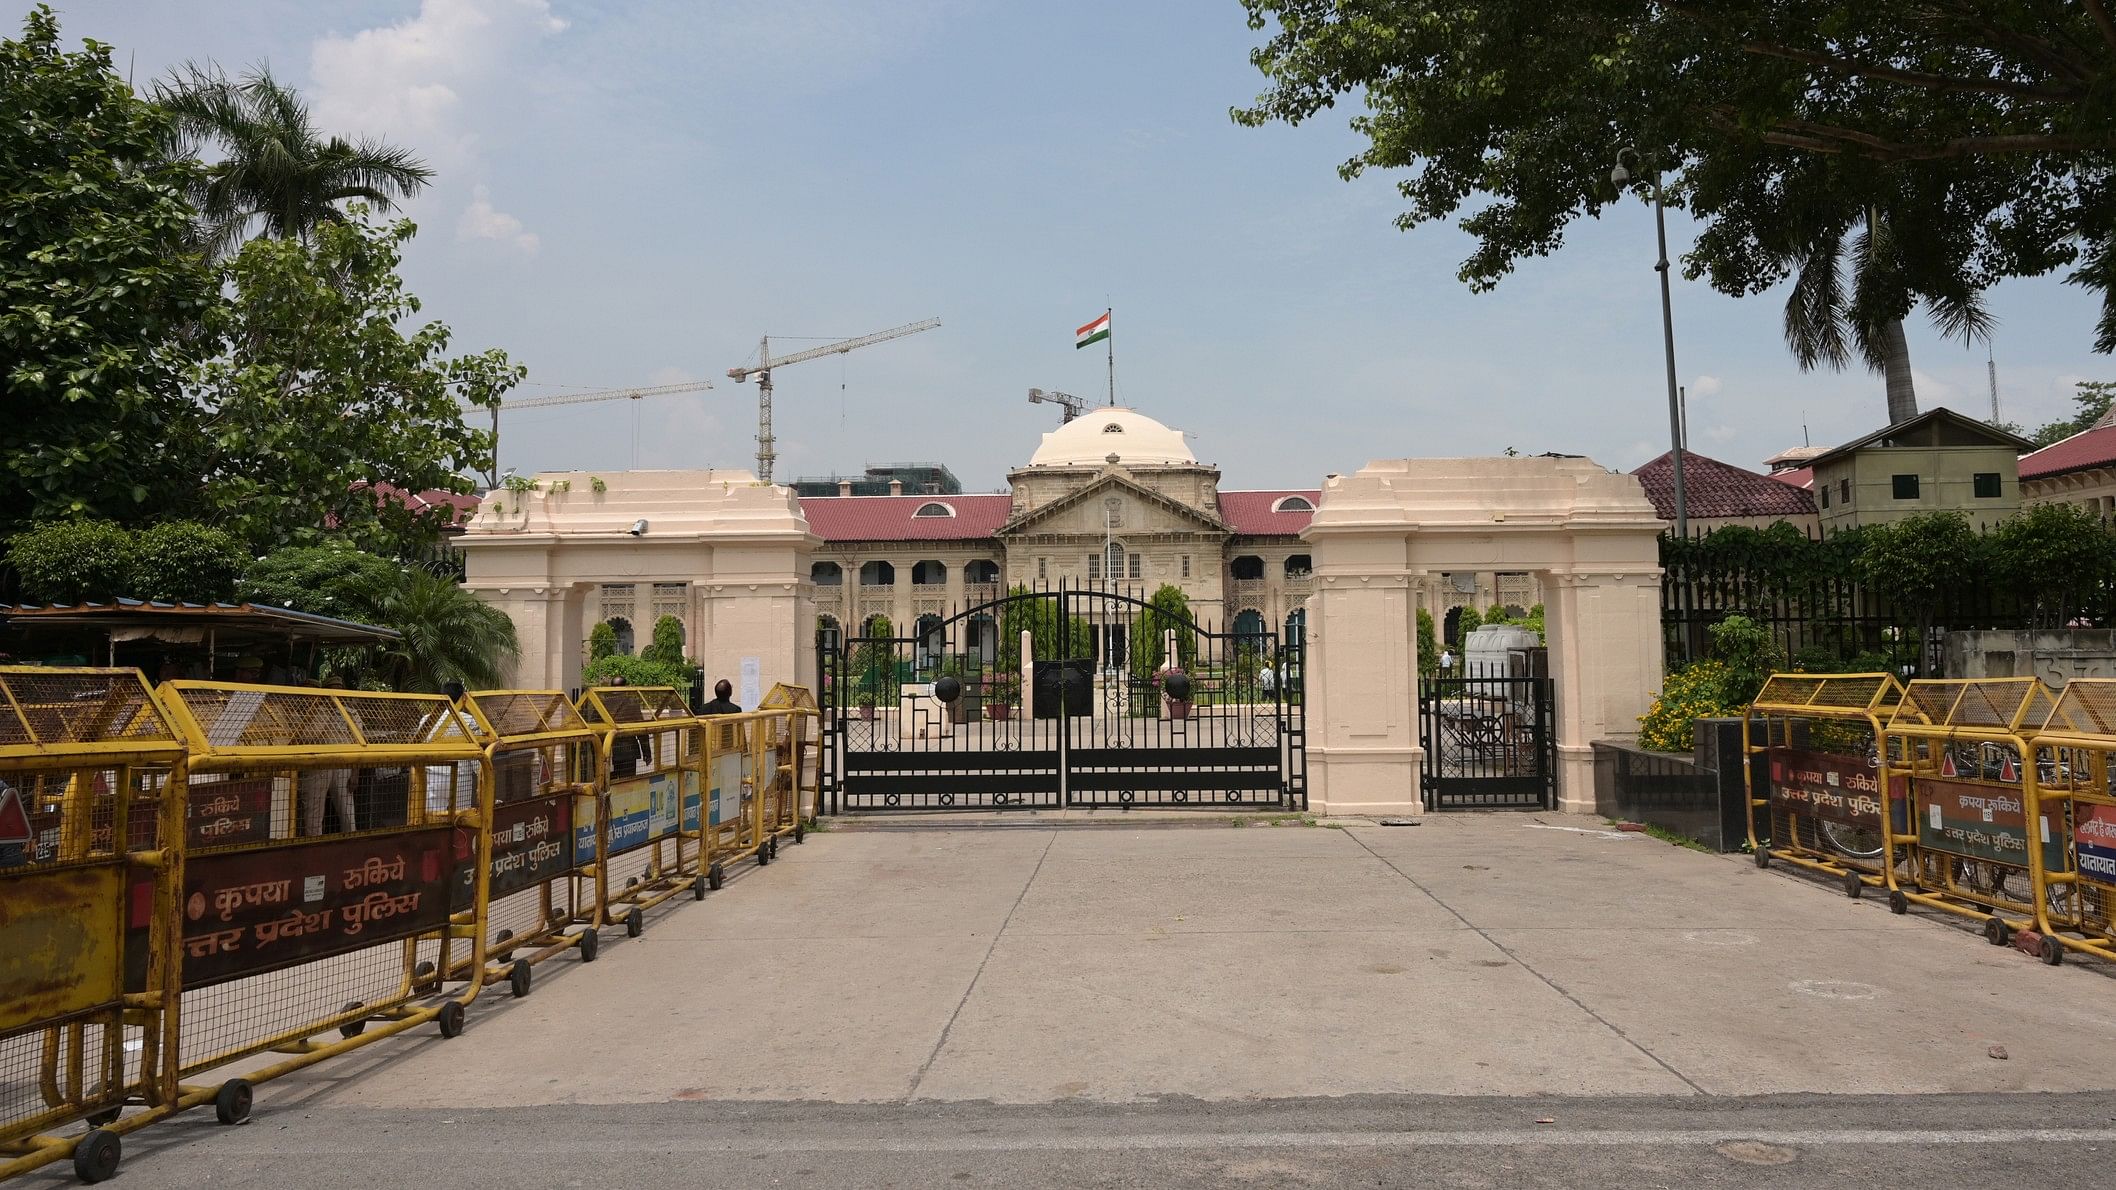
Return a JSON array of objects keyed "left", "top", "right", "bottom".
[
  {"left": 1775, "top": 207, "right": 1991, "bottom": 427},
  {"left": 381, "top": 568, "right": 518, "bottom": 693},
  {"left": 155, "top": 64, "right": 433, "bottom": 258}
]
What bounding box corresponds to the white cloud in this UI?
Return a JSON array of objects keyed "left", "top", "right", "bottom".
[
  {"left": 1703, "top": 424, "right": 1737, "bottom": 444},
  {"left": 458, "top": 185, "right": 539, "bottom": 253},
  {"left": 310, "top": 1, "right": 565, "bottom": 161},
  {"left": 1690, "top": 374, "right": 1723, "bottom": 398}
]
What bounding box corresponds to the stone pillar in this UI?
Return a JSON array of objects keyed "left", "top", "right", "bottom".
[
  {"left": 1544, "top": 569, "right": 1663, "bottom": 811},
  {"left": 1302, "top": 476, "right": 1422, "bottom": 818}
]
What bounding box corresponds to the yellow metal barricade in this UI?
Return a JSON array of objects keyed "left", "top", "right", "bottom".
[
  {"left": 453, "top": 690, "right": 604, "bottom": 991},
  {"left": 1744, "top": 673, "right": 1907, "bottom": 898},
  {"left": 2025, "top": 679, "right": 2116, "bottom": 965},
  {"left": 754, "top": 684, "right": 819, "bottom": 849},
  {"left": 1881, "top": 679, "right": 2065, "bottom": 940},
  {"left": 699, "top": 712, "right": 766, "bottom": 883},
  {"left": 151, "top": 682, "right": 488, "bottom": 1123},
  {"left": 574, "top": 687, "right": 706, "bottom": 933},
  {"left": 0, "top": 669, "right": 187, "bottom": 1184}
]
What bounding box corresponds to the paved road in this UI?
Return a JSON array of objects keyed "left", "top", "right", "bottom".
[
  {"left": 93, "top": 1092, "right": 2116, "bottom": 1188},
  {"left": 22, "top": 815, "right": 2116, "bottom": 1186}
]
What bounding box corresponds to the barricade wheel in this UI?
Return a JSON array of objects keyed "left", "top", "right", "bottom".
[
  {"left": 709, "top": 863, "right": 725, "bottom": 891},
  {"left": 626, "top": 876, "right": 640, "bottom": 889},
  {"left": 509, "top": 960, "right": 533, "bottom": 998},
  {"left": 72, "top": 1128, "right": 120, "bottom": 1183},
  {"left": 495, "top": 928, "right": 514, "bottom": 946},
  {"left": 1887, "top": 890, "right": 1908, "bottom": 915},
  {"left": 757, "top": 843, "right": 772, "bottom": 867},
  {"left": 214, "top": 1079, "right": 253, "bottom": 1126},
  {"left": 1840, "top": 871, "right": 1863, "bottom": 899},
  {"left": 1983, "top": 917, "right": 2010, "bottom": 947},
  {"left": 692, "top": 875, "right": 708, "bottom": 900},
  {"left": 438, "top": 1000, "right": 466, "bottom": 1038},
  {"left": 578, "top": 930, "right": 600, "bottom": 962},
  {"left": 415, "top": 960, "right": 436, "bottom": 980},
  {"left": 85, "top": 1105, "right": 120, "bottom": 1127},
  {"left": 626, "top": 907, "right": 644, "bottom": 937},
  {"left": 339, "top": 1002, "right": 368, "bottom": 1039},
  {"left": 794, "top": 823, "right": 806, "bottom": 844},
  {"left": 2040, "top": 936, "right": 2065, "bottom": 966},
  {"left": 1753, "top": 849, "right": 1769, "bottom": 869}
]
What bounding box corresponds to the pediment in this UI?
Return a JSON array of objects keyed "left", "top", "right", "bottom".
[{"left": 1000, "top": 472, "right": 1228, "bottom": 538}]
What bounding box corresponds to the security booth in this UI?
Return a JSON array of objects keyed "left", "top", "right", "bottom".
[
  {"left": 1881, "top": 678, "right": 2065, "bottom": 940},
  {"left": 573, "top": 686, "right": 707, "bottom": 933},
  {"left": 0, "top": 669, "right": 188, "bottom": 1184},
  {"left": 753, "top": 683, "right": 820, "bottom": 849},
  {"left": 1743, "top": 673, "right": 1907, "bottom": 897},
  {"left": 454, "top": 690, "right": 605, "bottom": 992},
  {"left": 2023, "top": 679, "right": 2116, "bottom": 966},
  {"left": 151, "top": 682, "right": 488, "bottom": 1121}
]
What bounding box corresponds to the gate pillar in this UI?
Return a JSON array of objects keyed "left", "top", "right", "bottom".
[{"left": 1304, "top": 458, "right": 1665, "bottom": 817}]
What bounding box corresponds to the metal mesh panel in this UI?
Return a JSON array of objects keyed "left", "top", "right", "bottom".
[
  {"left": 757, "top": 683, "right": 817, "bottom": 712},
  {"left": 1752, "top": 673, "right": 1898, "bottom": 716},
  {"left": 582, "top": 686, "right": 688, "bottom": 726},
  {"left": 340, "top": 694, "right": 472, "bottom": 747},
  {"left": 163, "top": 685, "right": 475, "bottom": 753},
  {"left": 1900, "top": 682, "right": 1962, "bottom": 727},
  {"left": 466, "top": 692, "right": 589, "bottom": 740},
  {"left": 178, "top": 943, "right": 423, "bottom": 1073},
  {"left": 0, "top": 669, "right": 176, "bottom": 749},
  {"left": 2044, "top": 680, "right": 2116, "bottom": 737}
]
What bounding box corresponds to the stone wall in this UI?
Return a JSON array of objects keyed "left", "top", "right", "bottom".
[{"left": 1942, "top": 629, "right": 2116, "bottom": 686}]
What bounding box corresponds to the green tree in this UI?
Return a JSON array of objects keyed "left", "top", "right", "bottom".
[
  {"left": 154, "top": 63, "right": 433, "bottom": 259},
  {"left": 1236, "top": 2, "right": 2116, "bottom": 376},
  {"left": 1989, "top": 504, "right": 2116, "bottom": 629},
  {"left": 582, "top": 653, "right": 693, "bottom": 696},
  {"left": 588, "top": 621, "right": 619, "bottom": 661},
  {"left": 642, "top": 614, "right": 686, "bottom": 666},
  {"left": 1416, "top": 607, "right": 1439, "bottom": 679},
  {"left": 191, "top": 213, "right": 520, "bottom": 556},
  {"left": 994, "top": 587, "right": 1093, "bottom": 670},
  {"left": 1854, "top": 511, "right": 1984, "bottom": 649},
  {"left": 1706, "top": 614, "right": 1781, "bottom": 707},
  {"left": 1128, "top": 584, "right": 1198, "bottom": 677},
  {"left": 0, "top": 7, "right": 218, "bottom": 534},
  {"left": 2028, "top": 380, "right": 2116, "bottom": 446},
  {"left": 129, "top": 522, "right": 245, "bottom": 604},
  {"left": 5, "top": 520, "right": 138, "bottom": 605},
  {"left": 376, "top": 569, "right": 517, "bottom": 693},
  {"left": 237, "top": 544, "right": 400, "bottom": 623}
]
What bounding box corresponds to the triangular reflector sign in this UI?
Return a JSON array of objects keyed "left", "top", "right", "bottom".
[
  {"left": 2000, "top": 755, "right": 2019, "bottom": 784},
  {"left": 0, "top": 784, "right": 31, "bottom": 845},
  {"left": 1940, "top": 751, "right": 1958, "bottom": 778}
]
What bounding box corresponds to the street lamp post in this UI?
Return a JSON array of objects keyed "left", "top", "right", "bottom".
[{"left": 1612, "top": 147, "right": 1688, "bottom": 540}]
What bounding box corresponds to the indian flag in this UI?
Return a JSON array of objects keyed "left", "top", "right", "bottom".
[{"left": 1075, "top": 310, "right": 1110, "bottom": 349}]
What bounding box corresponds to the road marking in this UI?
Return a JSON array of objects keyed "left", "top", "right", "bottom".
[{"left": 219, "top": 1127, "right": 2116, "bottom": 1156}]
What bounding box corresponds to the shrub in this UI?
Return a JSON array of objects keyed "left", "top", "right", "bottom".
[
  {"left": 582, "top": 653, "right": 693, "bottom": 698},
  {"left": 1637, "top": 660, "right": 1746, "bottom": 753},
  {"left": 1705, "top": 614, "right": 1778, "bottom": 706},
  {"left": 587, "top": 620, "right": 619, "bottom": 660},
  {"left": 7, "top": 520, "right": 140, "bottom": 604},
  {"left": 131, "top": 522, "right": 244, "bottom": 604},
  {"left": 642, "top": 613, "right": 686, "bottom": 666},
  {"left": 1417, "top": 608, "right": 1438, "bottom": 678},
  {"left": 239, "top": 545, "right": 398, "bottom": 623}
]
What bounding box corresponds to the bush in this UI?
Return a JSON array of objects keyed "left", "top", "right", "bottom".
[
  {"left": 642, "top": 614, "right": 686, "bottom": 666},
  {"left": 8, "top": 520, "right": 141, "bottom": 604},
  {"left": 239, "top": 545, "right": 398, "bottom": 623},
  {"left": 1638, "top": 660, "right": 1746, "bottom": 753},
  {"left": 131, "top": 522, "right": 244, "bottom": 604},
  {"left": 587, "top": 620, "right": 619, "bottom": 660},
  {"left": 582, "top": 653, "right": 692, "bottom": 699},
  {"left": 1417, "top": 608, "right": 1438, "bottom": 678},
  {"left": 1705, "top": 614, "right": 1778, "bottom": 706}
]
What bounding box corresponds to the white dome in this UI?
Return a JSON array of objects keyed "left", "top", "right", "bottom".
[{"left": 1028, "top": 407, "right": 1196, "bottom": 467}]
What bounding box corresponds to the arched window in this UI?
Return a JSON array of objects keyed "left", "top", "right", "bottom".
[
  {"left": 1230, "top": 555, "right": 1265, "bottom": 581},
  {"left": 966, "top": 559, "right": 1001, "bottom": 584},
  {"left": 605, "top": 616, "right": 634, "bottom": 656},
  {"left": 915, "top": 614, "right": 945, "bottom": 669},
  {"left": 859, "top": 560, "right": 895, "bottom": 587},
  {"left": 1232, "top": 609, "right": 1265, "bottom": 641},
  {"left": 811, "top": 561, "right": 843, "bottom": 586},
  {"left": 1283, "top": 554, "right": 1312, "bottom": 577},
  {"left": 1272, "top": 495, "right": 1315, "bottom": 514},
  {"left": 1284, "top": 607, "right": 1306, "bottom": 649},
  {"left": 913, "top": 502, "right": 955, "bottom": 518},
  {"left": 912, "top": 560, "right": 947, "bottom": 585},
  {"left": 1101, "top": 421, "right": 1124, "bottom": 434}
]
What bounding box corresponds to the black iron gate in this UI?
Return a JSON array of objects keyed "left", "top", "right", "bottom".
[
  {"left": 818, "top": 584, "right": 1304, "bottom": 812},
  {"left": 1419, "top": 666, "right": 1555, "bottom": 810}
]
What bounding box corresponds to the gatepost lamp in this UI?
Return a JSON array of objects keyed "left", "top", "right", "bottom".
[{"left": 1611, "top": 146, "right": 1689, "bottom": 540}]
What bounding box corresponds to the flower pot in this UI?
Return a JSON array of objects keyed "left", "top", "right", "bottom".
[
  {"left": 858, "top": 705, "right": 876, "bottom": 721},
  {"left": 1164, "top": 698, "right": 1192, "bottom": 720},
  {"left": 986, "top": 704, "right": 1012, "bottom": 722}
]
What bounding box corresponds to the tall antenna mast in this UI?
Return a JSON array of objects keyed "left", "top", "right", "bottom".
[{"left": 1987, "top": 341, "right": 2002, "bottom": 424}]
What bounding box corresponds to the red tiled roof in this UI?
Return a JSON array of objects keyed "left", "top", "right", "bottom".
[
  {"left": 799, "top": 494, "right": 1013, "bottom": 542},
  {"left": 1632, "top": 451, "right": 1816, "bottom": 520},
  {"left": 334, "top": 482, "right": 482, "bottom": 530},
  {"left": 1216, "top": 490, "right": 1321, "bottom": 536},
  {"left": 2019, "top": 423, "right": 2116, "bottom": 481},
  {"left": 1771, "top": 466, "right": 1814, "bottom": 490}
]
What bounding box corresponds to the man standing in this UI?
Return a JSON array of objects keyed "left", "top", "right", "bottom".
[{"left": 700, "top": 679, "right": 740, "bottom": 716}]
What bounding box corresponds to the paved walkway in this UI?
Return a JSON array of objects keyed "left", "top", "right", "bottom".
[{"left": 35, "top": 814, "right": 2116, "bottom": 1186}]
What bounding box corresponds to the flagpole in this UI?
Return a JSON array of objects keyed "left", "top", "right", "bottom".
[{"left": 1105, "top": 307, "right": 1114, "bottom": 407}]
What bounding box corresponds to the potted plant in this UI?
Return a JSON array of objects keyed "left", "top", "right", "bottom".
[
  {"left": 985, "top": 671, "right": 1019, "bottom": 721},
  {"left": 856, "top": 691, "right": 877, "bottom": 721},
  {"left": 1158, "top": 667, "right": 1193, "bottom": 720}
]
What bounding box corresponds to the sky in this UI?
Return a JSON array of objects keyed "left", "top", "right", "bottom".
[{"left": 30, "top": 0, "right": 2116, "bottom": 493}]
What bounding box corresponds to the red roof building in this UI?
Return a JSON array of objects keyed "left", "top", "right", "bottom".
[
  {"left": 2019, "top": 414, "right": 2116, "bottom": 518},
  {"left": 1631, "top": 450, "right": 1818, "bottom": 529}
]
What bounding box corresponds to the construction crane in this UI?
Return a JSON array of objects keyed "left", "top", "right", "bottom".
[
  {"left": 726, "top": 318, "right": 941, "bottom": 482},
  {"left": 1028, "top": 388, "right": 1088, "bottom": 424},
  {"left": 469, "top": 380, "right": 713, "bottom": 486}
]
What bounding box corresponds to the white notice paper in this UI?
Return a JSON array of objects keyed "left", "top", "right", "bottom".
[{"left": 740, "top": 656, "right": 761, "bottom": 710}]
